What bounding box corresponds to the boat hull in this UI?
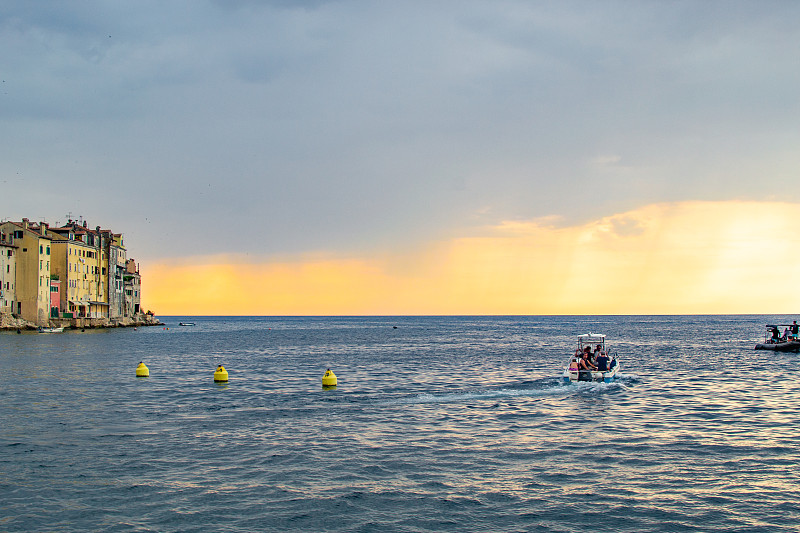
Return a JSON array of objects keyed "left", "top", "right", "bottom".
[
  {"left": 563, "top": 363, "right": 620, "bottom": 384},
  {"left": 755, "top": 341, "right": 800, "bottom": 353}
]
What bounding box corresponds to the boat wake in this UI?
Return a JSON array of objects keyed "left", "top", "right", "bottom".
[{"left": 385, "top": 376, "right": 633, "bottom": 406}]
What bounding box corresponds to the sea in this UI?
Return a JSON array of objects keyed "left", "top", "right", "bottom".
[{"left": 1, "top": 315, "right": 798, "bottom": 532}]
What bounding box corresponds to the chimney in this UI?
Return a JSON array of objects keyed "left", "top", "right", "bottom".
[
  {"left": 40, "top": 222, "right": 48, "bottom": 236},
  {"left": 83, "top": 220, "right": 88, "bottom": 228},
  {"left": 22, "top": 218, "right": 29, "bottom": 230}
]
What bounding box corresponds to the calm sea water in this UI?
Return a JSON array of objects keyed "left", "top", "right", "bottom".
[{"left": 1, "top": 315, "right": 798, "bottom": 532}]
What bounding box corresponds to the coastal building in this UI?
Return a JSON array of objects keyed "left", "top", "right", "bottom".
[
  {"left": 94, "top": 226, "right": 109, "bottom": 319},
  {"left": 124, "top": 258, "right": 141, "bottom": 316},
  {"left": 104, "top": 231, "right": 127, "bottom": 321},
  {"left": 0, "top": 215, "right": 149, "bottom": 328},
  {"left": 0, "top": 230, "right": 17, "bottom": 314},
  {"left": 50, "top": 231, "right": 90, "bottom": 318},
  {"left": 49, "top": 278, "right": 61, "bottom": 318},
  {"left": 48, "top": 220, "right": 109, "bottom": 319},
  {"left": 0, "top": 220, "right": 53, "bottom": 325}
]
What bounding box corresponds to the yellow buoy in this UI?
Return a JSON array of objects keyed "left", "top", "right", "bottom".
[
  {"left": 214, "top": 365, "right": 229, "bottom": 382},
  {"left": 322, "top": 368, "right": 337, "bottom": 389},
  {"left": 135, "top": 362, "right": 149, "bottom": 378}
]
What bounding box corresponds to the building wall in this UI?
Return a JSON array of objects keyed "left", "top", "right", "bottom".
[
  {"left": 50, "top": 239, "right": 68, "bottom": 313},
  {"left": 106, "top": 237, "right": 127, "bottom": 320},
  {"left": 72, "top": 242, "right": 98, "bottom": 317},
  {"left": 94, "top": 229, "right": 109, "bottom": 319},
  {"left": 51, "top": 236, "right": 102, "bottom": 318},
  {"left": 124, "top": 259, "right": 141, "bottom": 317},
  {"left": 0, "top": 222, "right": 52, "bottom": 325},
  {"left": 50, "top": 279, "right": 61, "bottom": 317},
  {"left": 0, "top": 242, "right": 16, "bottom": 313}
]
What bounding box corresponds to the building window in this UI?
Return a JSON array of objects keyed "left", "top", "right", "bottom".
[
  {"left": 46, "top": 246, "right": 50, "bottom": 255},
  {"left": 40, "top": 245, "right": 43, "bottom": 254}
]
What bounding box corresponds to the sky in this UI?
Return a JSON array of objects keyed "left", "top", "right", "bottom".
[{"left": 2, "top": 1, "right": 800, "bottom": 315}]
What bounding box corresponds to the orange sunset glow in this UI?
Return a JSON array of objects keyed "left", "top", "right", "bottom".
[{"left": 143, "top": 200, "right": 800, "bottom": 315}]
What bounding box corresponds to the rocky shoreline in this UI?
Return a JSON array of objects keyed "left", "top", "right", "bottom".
[{"left": 0, "top": 311, "right": 164, "bottom": 331}]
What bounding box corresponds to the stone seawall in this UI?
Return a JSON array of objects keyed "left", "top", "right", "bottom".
[
  {"left": 0, "top": 313, "right": 34, "bottom": 331},
  {"left": 0, "top": 312, "right": 164, "bottom": 331}
]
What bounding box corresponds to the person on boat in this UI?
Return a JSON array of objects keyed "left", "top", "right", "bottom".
[
  {"left": 595, "top": 351, "right": 610, "bottom": 372},
  {"left": 582, "top": 346, "right": 593, "bottom": 363},
  {"left": 769, "top": 326, "right": 780, "bottom": 342},
  {"left": 792, "top": 321, "right": 798, "bottom": 340},
  {"left": 578, "top": 352, "right": 596, "bottom": 381},
  {"left": 568, "top": 357, "right": 580, "bottom": 372}
]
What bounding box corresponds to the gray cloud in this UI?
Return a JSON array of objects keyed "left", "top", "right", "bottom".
[{"left": 2, "top": 0, "right": 799, "bottom": 260}]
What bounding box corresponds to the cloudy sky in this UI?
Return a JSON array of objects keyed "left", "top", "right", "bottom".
[{"left": 3, "top": 1, "right": 800, "bottom": 314}]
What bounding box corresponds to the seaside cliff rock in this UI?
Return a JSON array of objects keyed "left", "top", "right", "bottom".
[{"left": 0, "top": 310, "right": 164, "bottom": 331}]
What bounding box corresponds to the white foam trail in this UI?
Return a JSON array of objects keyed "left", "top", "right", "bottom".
[
  {"left": 386, "top": 384, "right": 569, "bottom": 405},
  {"left": 382, "top": 376, "right": 633, "bottom": 405}
]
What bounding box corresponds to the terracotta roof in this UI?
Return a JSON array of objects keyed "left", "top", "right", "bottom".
[{"left": 2, "top": 221, "right": 52, "bottom": 239}]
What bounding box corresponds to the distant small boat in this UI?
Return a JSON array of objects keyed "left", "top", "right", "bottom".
[
  {"left": 178, "top": 322, "right": 196, "bottom": 326},
  {"left": 38, "top": 327, "right": 64, "bottom": 333},
  {"left": 755, "top": 324, "right": 800, "bottom": 352}
]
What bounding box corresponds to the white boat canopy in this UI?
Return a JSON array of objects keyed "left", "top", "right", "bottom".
[{"left": 578, "top": 333, "right": 606, "bottom": 343}]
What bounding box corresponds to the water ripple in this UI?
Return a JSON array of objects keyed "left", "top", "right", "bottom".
[{"left": 2, "top": 315, "right": 799, "bottom": 532}]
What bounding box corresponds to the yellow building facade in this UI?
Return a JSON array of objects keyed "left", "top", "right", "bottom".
[
  {"left": 0, "top": 220, "right": 52, "bottom": 325},
  {"left": 49, "top": 225, "right": 108, "bottom": 319},
  {"left": 0, "top": 238, "right": 17, "bottom": 314}
]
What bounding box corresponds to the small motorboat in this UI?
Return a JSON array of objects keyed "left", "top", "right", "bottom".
[
  {"left": 562, "top": 333, "right": 620, "bottom": 384},
  {"left": 178, "top": 322, "right": 196, "bottom": 326},
  {"left": 755, "top": 324, "right": 800, "bottom": 352},
  {"left": 38, "top": 327, "right": 65, "bottom": 333}
]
